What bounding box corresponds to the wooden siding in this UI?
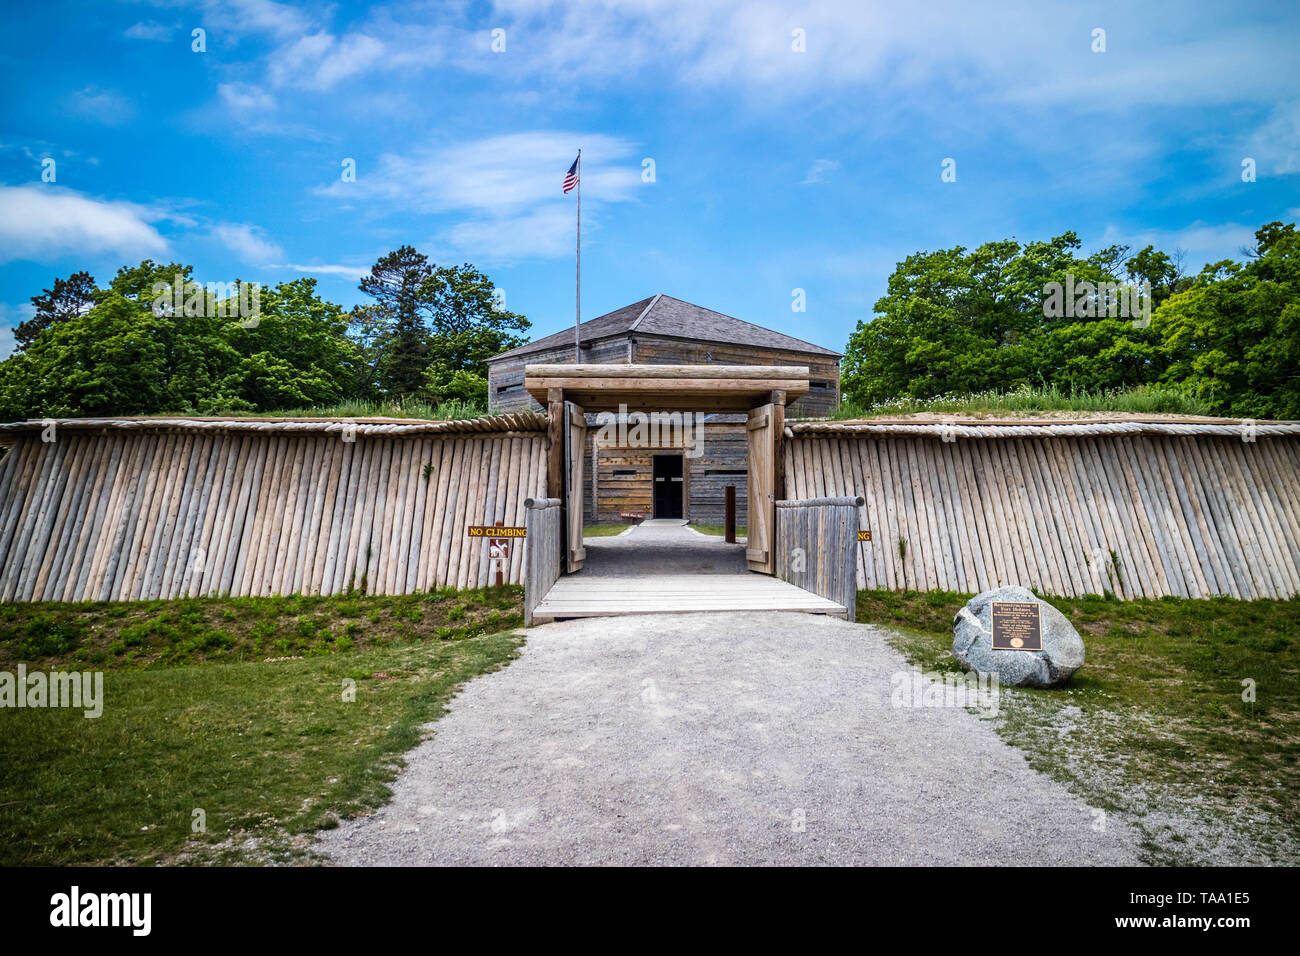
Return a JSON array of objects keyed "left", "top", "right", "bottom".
[
  {"left": 630, "top": 337, "right": 838, "bottom": 417},
  {"left": 0, "top": 430, "right": 546, "bottom": 601},
  {"left": 784, "top": 433, "right": 1300, "bottom": 600},
  {"left": 489, "top": 340, "right": 623, "bottom": 413}
]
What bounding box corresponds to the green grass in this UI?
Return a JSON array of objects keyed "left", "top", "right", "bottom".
[
  {"left": 690, "top": 524, "right": 746, "bottom": 538},
  {"left": 148, "top": 396, "right": 490, "bottom": 421},
  {"left": 829, "top": 384, "right": 1216, "bottom": 420},
  {"left": 583, "top": 524, "right": 630, "bottom": 537},
  {"left": 858, "top": 588, "right": 1300, "bottom": 863},
  {"left": 0, "top": 587, "right": 524, "bottom": 672},
  {"left": 0, "top": 630, "right": 523, "bottom": 865}
]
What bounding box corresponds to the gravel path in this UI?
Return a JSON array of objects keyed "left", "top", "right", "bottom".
[
  {"left": 319, "top": 612, "right": 1139, "bottom": 865},
  {"left": 580, "top": 520, "right": 747, "bottom": 576}
]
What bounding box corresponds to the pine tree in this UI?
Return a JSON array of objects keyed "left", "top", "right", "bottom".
[{"left": 358, "top": 246, "right": 432, "bottom": 398}]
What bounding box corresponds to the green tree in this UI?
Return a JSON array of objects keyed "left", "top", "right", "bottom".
[
  {"left": 422, "top": 263, "right": 528, "bottom": 405},
  {"left": 842, "top": 232, "right": 1170, "bottom": 405},
  {"left": 1155, "top": 222, "right": 1300, "bottom": 418},
  {"left": 844, "top": 235, "right": 1077, "bottom": 404},
  {"left": 230, "top": 278, "right": 363, "bottom": 410},
  {"left": 354, "top": 249, "right": 529, "bottom": 405},
  {"left": 0, "top": 262, "right": 363, "bottom": 418},
  {"left": 0, "top": 292, "right": 170, "bottom": 418},
  {"left": 357, "top": 246, "right": 433, "bottom": 397},
  {"left": 15, "top": 271, "right": 98, "bottom": 351}
]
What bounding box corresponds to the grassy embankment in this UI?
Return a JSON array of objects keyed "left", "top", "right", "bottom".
[
  {"left": 146, "top": 396, "right": 490, "bottom": 420},
  {"left": 857, "top": 588, "right": 1300, "bottom": 864},
  {"left": 830, "top": 384, "right": 1217, "bottom": 420},
  {"left": 0, "top": 587, "right": 524, "bottom": 865}
]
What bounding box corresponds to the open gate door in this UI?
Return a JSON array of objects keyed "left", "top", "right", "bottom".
[
  {"left": 746, "top": 403, "right": 776, "bottom": 573},
  {"left": 565, "top": 401, "right": 587, "bottom": 572}
]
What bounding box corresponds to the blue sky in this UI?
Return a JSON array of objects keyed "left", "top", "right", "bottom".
[{"left": 2, "top": 0, "right": 1298, "bottom": 358}]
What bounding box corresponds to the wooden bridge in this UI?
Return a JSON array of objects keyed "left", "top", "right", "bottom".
[
  {"left": 531, "top": 573, "right": 846, "bottom": 621},
  {"left": 527, "top": 519, "right": 846, "bottom": 622}
]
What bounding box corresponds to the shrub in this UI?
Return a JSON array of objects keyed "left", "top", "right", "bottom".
[{"left": 7, "top": 616, "right": 85, "bottom": 659}]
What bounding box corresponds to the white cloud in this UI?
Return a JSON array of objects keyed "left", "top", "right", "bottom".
[
  {"left": 217, "top": 82, "right": 275, "bottom": 113},
  {"left": 197, "top": 0, "right": 311, "bottom": 39},
  {"left": 1245, "top": 102, "right": 1300, "bottom": 176},
  {"left": 482, "top": 1, "right": 1300, "bottom": 109},
  {"left": 269, "top": 31, "right": 387, "bottom": 91},
  {"left": 316, "top": 131, "right": 639, "bottom": 260},
  {"left": 66, "top": 87, "right": 135, "bottom": 126},
  {"left": 213, "top": 222, "right": 283, "bottom": 264},
  {"left": 801, "top": 159, "right": 839, "bottom": 184},
  {"left": 315, "top": 34, "right": 387, "bottom": 89},
  {"left": 321, "top": 132, "right": 639, "bottom": 213},
  {"left": 193, "top": 1, "right": 1300, "bottom": 142},
  {"left": 447, "top": 206, "right": 586, "bottom": 260},
  {"left": 271, "top": 263, "right": 371, "bottom": 280},
  {"left": 124, "top": 21, "right": 176, "bottom": 42},
  {"left": 0, "top": 185, "right": 168, "bottom": 264}
]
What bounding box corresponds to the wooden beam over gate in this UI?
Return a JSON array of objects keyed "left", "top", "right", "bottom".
[{"left": 525, "top": 364, "right": 810, "bottom": 412}]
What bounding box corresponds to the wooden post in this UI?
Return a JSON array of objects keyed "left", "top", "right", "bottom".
[
  {"left": 771, "top": 389, "right": 786, "bottom": 502},
  {"left": 546, "top": 388, "right": 565, "bottom": 565},
  {"left": 725, "top": 485, "right": 736, "bottom": 543},
  {"left": 493, "top": 519, "right": 504, "bottom": 588}
]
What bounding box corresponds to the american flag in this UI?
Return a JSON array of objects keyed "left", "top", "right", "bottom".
[{"left": 563, "top": 155, "right": 579, "bottom": 194}]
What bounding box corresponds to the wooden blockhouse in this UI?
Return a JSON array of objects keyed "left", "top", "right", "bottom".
[{"left": 486, "top": 294, "right": 841, "bottom": 524}]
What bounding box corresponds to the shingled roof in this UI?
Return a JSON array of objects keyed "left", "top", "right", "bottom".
[{"left": 489, "top": 294, "right": 841, "bottom": 361}]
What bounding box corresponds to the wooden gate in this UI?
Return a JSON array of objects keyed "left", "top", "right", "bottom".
[
  {"left": 565, "top": 401, "right": 586, "bottom": 572},
  {"left": 523, "top": 497, "right": 562, "bottom": 625},
  {"left": 746, "top": 403, "right": 776, "bottom": 573},
  {"left": 774, "top": 496, "right": 862, "bottom": 621}
]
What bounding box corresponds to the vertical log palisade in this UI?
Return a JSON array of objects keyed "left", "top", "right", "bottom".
[{"left": 0, "top": 416, "right": 547, "bottom": 601}]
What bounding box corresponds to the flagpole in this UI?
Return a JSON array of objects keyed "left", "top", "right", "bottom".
[{"left": 575, "top": 149, "right": 581, "bottom": 364}]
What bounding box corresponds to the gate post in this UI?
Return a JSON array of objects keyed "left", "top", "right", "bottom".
[{"left": 546, "top": 389, "right": 564, "bottom": 566}]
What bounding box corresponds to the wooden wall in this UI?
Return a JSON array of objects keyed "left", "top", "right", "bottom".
[
  {"left": 584, "top": 417, "right": 749, "bottom": 524},
  {"left": 489, "top": 339, "right": 626, "bottom": 413},
  {"left": 629, "top": 336, "right": 840, "bottom": 418},
  {"left": 0, "top": 428, "right": 546, "bottom": 602},
  {"left": 785, "top": 432, "right": 1300, "bottom": 600}
]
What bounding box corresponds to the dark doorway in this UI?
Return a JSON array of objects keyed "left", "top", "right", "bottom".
[{"left": 652, "top": 454, "right": 684, "bottom": 518}]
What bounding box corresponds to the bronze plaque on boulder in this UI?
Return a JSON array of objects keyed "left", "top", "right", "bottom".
[{"left": 991, "top": 601, "right": 1042, "bottom": 651}]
